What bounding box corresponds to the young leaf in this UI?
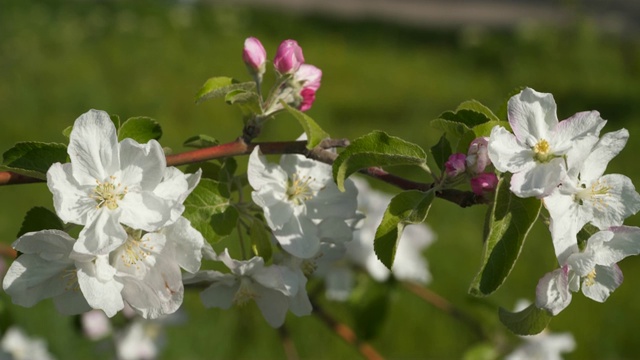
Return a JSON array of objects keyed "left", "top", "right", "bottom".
[
  {"left": 183, "top": 134, "right": 219, "bottom": 149},
  {"left": 281, "top": 102, "right": 329, "bottom": 150},
  {"left": 18, "top": 207, "right": 64, "bottom": 237},
  {"left": 118, "top": 117, "right": 162, "bottom": 143},
  {"left": 1, "top": 142, "right": 68, "bottom": 179},
  {"left": 469, "top": 174, "right": 542, "bottom": 296},
  {"left": 182, "top": 179, "right": 232, "bottom": 243},
  {"left": 195, "top": 77, "right": 255, "bottom": 104},
  {"left": 333, "top": 131, "right": 427, "bottom": 192},
  {"left": 430, "top": 134, "right": 452, "bottom": 173},
  {"left": 498, "top": 303, "right": 553, "bottom": 335},
  {"left": 457, "top": 100, "right": 501, "bottom": 123},
  {"left": 374, "top": 189, "right": 435, "bottom": 269},
  {"left": 249, "top": 218, "right": 273, "bottom": 262}
]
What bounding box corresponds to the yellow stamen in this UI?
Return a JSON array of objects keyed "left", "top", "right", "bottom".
[{"left": 91, "top": 176, "right": 127, "bottom": 210}]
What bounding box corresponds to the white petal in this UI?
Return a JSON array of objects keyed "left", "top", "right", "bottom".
[
  {"left": 12, "top": 229, "right": 75, "bottom": 258},
  {"left": 119, "top": 192, "right": 171, "bottom": 231},
  {"left": 510, "top": 158, "right": 565, "bottom": 198},
  {"left": 68, "top": 109, "right": 120, "bottom": 184},
  {"left": 566, "top": 251, "right": 597, "bottom": 277},
  {"left": 508, "top": 88, "right": 558, "bottom": 145},
  {"left": 273, "top": 216, "right": 321, "bottom": 259},
  {"left": 251, "top": 190, "right": 293, "bottom": 230},
  {"left": 280, "top": 154, "right": 332, "bottom": 188},
  {"left": 247, "top": 146, "right": 288, "bottom": 190},
  {"left": 589, "top": 174, "right": 640, "bottom": 230},
  {"left": 200, "top": 281, "right": 238, "bottom": 309},
  {"left": 487, "top": 126, "right": 533, "bottom": 173},
  {"left": 2, "top": 255, "right": 73, "bottom": 307},
  {"left": 544, "top": 192, "right": 584, "bottom": 263},
  {"left": 579, "top": 129, "right": 628, "bottom": 182},
  {"left": 254, "top": 287, "right": 290, "bottom": 328},
  {"left": 324, "top": 267, "right": 354, "bottom": 301},
  {"left": 164, "top": 217, "right": 205, "bottom": 273},
  {"left": 77, "top": 260, "right": 124, "bottom": 317},
  {"left": 593, "top": 226, "right": 640, "bottom": 265},
  {"left": 75, "top": 208, "right": 127, "bottom": 255},
  {"left": 118, "top": 138, "right": 166, "bottom": 191},
  {"left": 306, "top": 179, "right": 358, "bottom": 220},
  {"left": 581, "top": 264, "right": 623, "bottom": 302},
  {"left": 47, "top": 163, "right": 97, "bottom": 225},
  {"left": 535, "top": 267, "right": 572, "bottom": 316},
  {"left": 551, "top": 111, "right": 606, "bottom": 155}
]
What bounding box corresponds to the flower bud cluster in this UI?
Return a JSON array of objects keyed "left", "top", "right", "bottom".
[
  {"left": 242, "top": 37, "right": 322, "bottom": 115},
  {"left": 443, "top": 136, "right": 498, "bottom": 196},
  {"left": 3, "top": 110, "right": 207, "bottom": 319}
]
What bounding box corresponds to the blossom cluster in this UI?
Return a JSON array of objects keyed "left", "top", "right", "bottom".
[
  {"left": 3, "top": 110, "right": 207, "bottom": 319},
  {"left": 487, "top": 87, "right": 640, "bottom": 315},
  {"left": 444, "top": 136, "right": 499, "bottom": 196}
]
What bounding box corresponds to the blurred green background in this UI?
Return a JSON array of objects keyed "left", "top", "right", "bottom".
[{"left": 2, "top": 0, "right": 640, "bottom": 358}]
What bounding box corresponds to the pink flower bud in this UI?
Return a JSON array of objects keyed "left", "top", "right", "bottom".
[
  {"left": 273, "top": 39, "right": 305, "bottom": 74},
  {"left": 466, "top": 137, "right": 490, "bottom": 174},
  {"left": 444, "top": 153, "right": 467, "bottom": 177},
  {"left": 299, "top": 88, "right": 316, "bottom": 112},
  {"left": 470, "top": 173, "right": 499, "bottom": 195},
  {"left": 242, "top": 37, "right": 267, "bottom": 75},
  {"left": 294, "top": 64, "right": 322, "bottom": 92}
]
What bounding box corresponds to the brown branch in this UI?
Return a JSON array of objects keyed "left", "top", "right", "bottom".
[
  {"left": 0, "top": 243, "right": 17, "bottom": 259},
  {"left": 278, "top": 325, "right": 300, "bottom": 360},
  {"left": 0, "top": 171, "right": 44, "bottom": 186},
  {"left": 402, "top": 282, "right": 486, "bottom": 340},
  {"left": 311, "top": 300, "right": 385, "bottom": 360}
]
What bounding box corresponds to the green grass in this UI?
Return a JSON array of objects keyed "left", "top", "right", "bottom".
[{"left": 2, "top": 1, "right": 640, "bottom": 358}]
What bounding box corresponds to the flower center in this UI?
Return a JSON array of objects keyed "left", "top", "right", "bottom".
[
  {"left": 92, "top": 176, "right": 127, "bottom": 210},
  {"left": 61, "top": 268, "right": 80, "bottom": 291},
  {"left": 584, "top": 268, "right": 597, "bottom": 287},
  {"left": 575, "top": 179, "right": 611, "bottom": 209},
  {"left": 286, "top": 173, "right": 315, "bottom": 205},
  {"left": 532, "top": 139, "right": 553, "bottom": 163},
  {"left": 233, "top": 277, "right": 259, "bottom": 306},
  {"left": 119, "top": 229, "right": 152, "bottom": 269}
]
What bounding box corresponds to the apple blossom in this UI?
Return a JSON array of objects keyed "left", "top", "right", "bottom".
[
  {"left": 47, "top": 109, "right": 201, "bottom": 255},
  {"left": 242, "top": 36, "right": 266, "bottom": 78},
  {"left": 488, "top": 88, "right": 606, "bottom": 198}
]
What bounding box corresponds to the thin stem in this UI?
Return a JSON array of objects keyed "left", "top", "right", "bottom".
[
  {"left": 311, "top": 299, "right": 385, "bottom": 360},
  {"left": 278, "top": 325, "right": 300, "bottom": 360},
  {"left": 402, "top": 282, "right": 486, "bottom": 340},
  {"left": 0, "top": 243, "right": 17, "bottom": 259}
]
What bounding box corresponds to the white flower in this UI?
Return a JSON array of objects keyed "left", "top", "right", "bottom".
[
  {"left": 248, "top": 146, "right": 358, "bottom": 258},
  {"left": 0, "top": 327, "right": 56, "bottom": 360},
  {"left": 47, "top": 109, "right": 201, "bottom": 255},
  {"left": 536, "top": 226, "right": 640, "bottom": 315},
  {"left": 2, "top": 230, "right": 92, "bottom": 315},
  {"left": 185, "top": 249, "right": 298, "bottom": 328},
  {"left": 81, "top": 310, "right": 113, "bottom": 341},
  {"left": 544, "top": 129, "right": 640, "bottom": 262},
  {"left": 115, "top": 321, "right": 162, "bottom": 360},
  {"left": 488, "top": 88, "right": 605, "bottom": 198}
]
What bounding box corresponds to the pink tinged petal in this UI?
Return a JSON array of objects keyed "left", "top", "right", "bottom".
[
  {"left": 75, "top": 208, "right": 127, "bottom": 255},
  {"left": 76, "top": 258, "right": 124, "bottom": 317},
  {"left": 120, "top": 257, "right": 184, "bottom": 319},
  {"left": 588, "top": 174, "right": 640, "bottom": 230},
  {"left": 299, "top": 88, "right": 316, "bottom": 112},
  {"left": 507, "top": 88, "right": 558, "bottom": 145},
  {"left": 47, "top": 163, "right": 97, "bottom": 225},
  {"left": 164, "top": 217, "right": 205, "bottom": 273},
  {"left": 273, "top": 216, "right": 321, "bottom": 259},
  {"left": 487, "top": 126, "right": 533, "bottom": 173},
  {"left": 581, "top": 264, "right": 623, "bottom": 302},
  {"left": 594, "top": 226, "right": 640, "bottom": 265},
  {"left": 579, "top": 129, "right": 628, "bottom": 182},
  {"left": 68, "top": 109, "right": 120, "bottom": 184},
  {"left": 445, "top": 153, "right": 467, "bottom": 177},
  {"left": 119, "top": 192, "right": 171, "bottom": 232},
  {"left": 470, "top": 173, "right": 499, "bottom": 195},
  {"left": 118, "top": 139, "right": 166, "bottom": 191},
  {"left": 254, "top": 287, "right": 290, "bottom": 328},
  {"left": 551, "top": 111, "right": 606, "bottom": 155},
  {"left": 294, "top": 64, "right": 322, "bottom": 91},
  {"left": 242, "top": 37, "right": 267, "bottom": 72},
  {"left": 535, "top": 266, "right": 572, "bottom": 316},
  {"left": 510, "top": 158, "right": 565, "bottom": 198}
]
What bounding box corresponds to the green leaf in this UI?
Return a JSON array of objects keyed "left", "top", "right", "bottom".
[
  {"left": 462, "top": 342, "right": 499, "bottom": 360},
  {"left": 118, "top": 117, "right": 162, "bottom": 143},
  {"left": 18, "top": 207, "right": 64, "bottom": 237},
  {"left": 498, "top": 303, "right": 553, "bottom": 335},
  {"left": 472, "top": 120, "right": 511, "bottom": 138},
  {"left": 577, "top": 223, "right": 599, "bottom": 251},
  {"left": 430, "top": 135, "right": 452, "bottom": 173},
  {"left": 249, "top": 218, "right": 273, "bottom": 262},
  {"left": 430, "top": 118, "right": 472, "bottom": 147},
  {"left": 469, "top": 174, "right": 542, "bottom": 296},
  {"left": 457, "top": 100, "right": 501, "bottom": 123},
  {"left": 209, "top": 206, "right": 239, "bottom": 242},
  {"left": 1, "top": 142, "right": 68, "bottom": 179},
  {"left": 457, "top": 129, "right": 478, "bottom": 154},
  {"left": 496, "top": 87, "right": 525, "bottom": 121},
  {"left": 183, "top": 134, "right": 219, "bottom": 149},
  {"left": 333, "top": 131, "right": 427, "bottom": 192},
  {"left": 182, "top": 179, "right": 232, "bottom": 243},
  {"left": 195, "top": 77, "right": 255, "bottom": 104},
  {"left": 374, "top": 189, "right": 435, "bottom": 269},
  {"left": 281, "top": 102, "right": 330, "bottom": 150}
]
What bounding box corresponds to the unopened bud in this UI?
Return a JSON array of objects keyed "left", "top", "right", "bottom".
[
  {"left": 470, "top": 173, "right": 499, "bottom": 195},
  {"left": 243, "top": 37, "right": 267, "bottom": 77},
  {"left": 274, "top": 39, "right": 305, "bottom": 74},
  {"left": 466, "top": 137, "right": 490, "bottom": 174},
  {"left": 445, "top": 153, "right": 467, "bottom": 177}
]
